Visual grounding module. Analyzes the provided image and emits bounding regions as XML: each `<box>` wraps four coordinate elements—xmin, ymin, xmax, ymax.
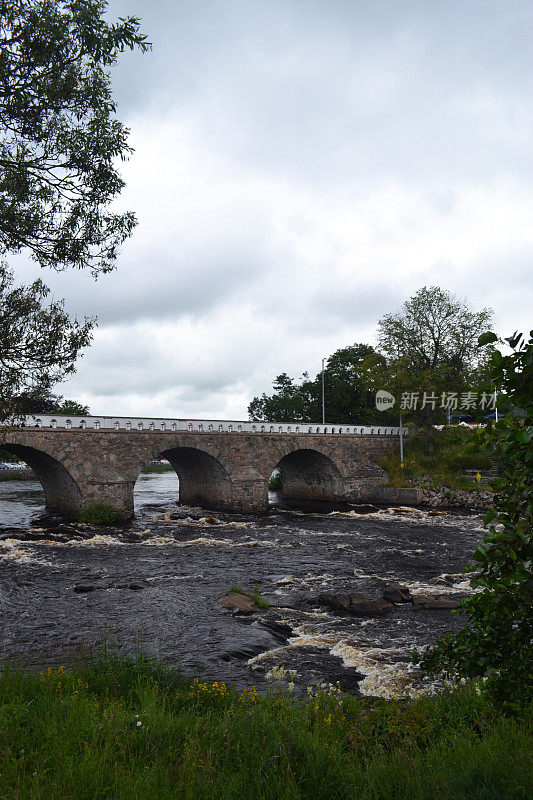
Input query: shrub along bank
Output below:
<box><xmin>0</xmin><ymin>654</ymin><xmax>530</xmax><ymax>800</ymax></box>
<box><xmin>379</xmin><ymin>426</ymin><xmax>496</xmax><ymax>498</ymax></box>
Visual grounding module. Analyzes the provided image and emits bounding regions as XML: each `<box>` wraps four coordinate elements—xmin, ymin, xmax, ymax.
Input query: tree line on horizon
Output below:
<box><xmin>249</xmin><ymin>285</ymin><xmax>498</xmax><ymax>446</ymax></box>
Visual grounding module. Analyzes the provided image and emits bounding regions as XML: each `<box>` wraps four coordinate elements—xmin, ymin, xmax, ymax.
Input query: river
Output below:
<box><xmin>0</xmin><ymin>473</ymin><xmax>485</xmax><ymax>698</ymax></box>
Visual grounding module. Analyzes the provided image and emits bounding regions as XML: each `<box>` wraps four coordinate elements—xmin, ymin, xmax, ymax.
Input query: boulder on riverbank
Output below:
<box><xmin>413</xmin><ymin>479</ymin><xmax>494</xmax><ymax>510</ymax></box>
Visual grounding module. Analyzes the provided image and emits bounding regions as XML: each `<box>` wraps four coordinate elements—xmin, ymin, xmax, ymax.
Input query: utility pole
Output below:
<box><xmin>321</xmin><ymin>358</ymin><xmax>325</xmax><ymax>424</ymax></box>
<box><xmin>399</xmin><ymin>413</ymin><xmax>404</xmax><ymax>468</ymax></box>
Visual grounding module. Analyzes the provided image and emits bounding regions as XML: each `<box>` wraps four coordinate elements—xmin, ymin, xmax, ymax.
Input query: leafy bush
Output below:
<box><xmin>432</xmin><ymin>426</ymin><xmax>473</xmax><ymax>448</ymax></box>
<box><xmin>447</xmin><ymin>453</ymin><xmax>492</xmax><ymax>471</ymax></box>
<box><xmin>268</xmin><ymin>469</ymin><xmax>282</xmax><ymax>490</ymax></box>
<box><xmin>415</xmin><ymin>331</ymin><xmax>533</xmax><ymax>706</ymax></box>
<box><xmin>77</xmin><ymin>502</ymin><xmax>122</xmax><ymax>525</ymax></box>
<box><xmin>379</xmin><ymin>425</ymin><xmax>494</xmax><ymax>490</ymax></box>
<box><xmin>0</xmin><ymin>449</ymin><xmax>19</xmax><ymax>463</ymax></box>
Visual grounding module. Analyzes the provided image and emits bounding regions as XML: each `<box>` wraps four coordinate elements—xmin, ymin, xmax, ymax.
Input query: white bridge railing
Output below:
<box><xmin>20</xmin><ymin>415</ymin><xmax>406</xmax><ymax>436</ymax></box>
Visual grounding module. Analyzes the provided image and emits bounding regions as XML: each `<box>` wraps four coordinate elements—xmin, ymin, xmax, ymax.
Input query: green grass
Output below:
<box><xmin>76</xmin><ymin>502</ymin><xmax>122</xmax><ymax>525</ymax></box>
<box><xmin>229</xmin><ymin>583</ymin><xmax>270</xmax><ymax>608</ymax></box>
<box><xmin>0</xmin><ymin>655</ymin><xmax>530</xmax><ymax>800</ymax></box>
<box><xmin>380</xmin><ymin>427</ymin><xmax>496</xmax><ymax>491</ymax></box>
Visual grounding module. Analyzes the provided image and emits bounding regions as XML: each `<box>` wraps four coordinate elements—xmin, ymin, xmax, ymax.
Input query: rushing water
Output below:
<box><xmin>0</xmin><ymin>474</ymin><xmax>485</xmax><ymax>698</ymax></box>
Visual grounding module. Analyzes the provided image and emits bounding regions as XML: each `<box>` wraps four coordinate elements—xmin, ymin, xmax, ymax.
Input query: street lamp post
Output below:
<box><xmin>321</xmin><ymin>358</ymin><xmax>326</xmax><ymax>424</ymax></box>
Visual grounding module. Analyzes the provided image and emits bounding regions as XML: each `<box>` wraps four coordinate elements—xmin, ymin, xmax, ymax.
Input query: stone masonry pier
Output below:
<box><xmin>2</xmin><ymin>416</ymin><xmax>407</xmax><ymax>519</ymax></box>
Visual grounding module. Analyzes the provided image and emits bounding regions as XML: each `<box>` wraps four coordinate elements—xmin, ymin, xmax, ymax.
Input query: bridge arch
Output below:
<box><xmin>158</xmin><ymin>446</ymin><xmax>233</xmax><ymax>510</ymax></box>
<box><xmin>274</xmin><ymin>447</ymin><xmax>345</xmax><ymax>504</ymax></box>
<box><xmin>1</xmin><ymin>443</ymin><xmax>83</xmax><ymax>516</ymax></box>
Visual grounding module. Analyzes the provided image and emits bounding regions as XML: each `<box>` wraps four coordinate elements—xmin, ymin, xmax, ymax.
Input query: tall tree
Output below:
<box><xmin>248</xmin><ymin>373</ymin><xmax>308</xmax><ymax>423</ymax></box>
<box><xmin>248</xmin><ymin>345</ymin><xmax>382</xmax><ymax>424</ymax></box>
<box><xmin>322</xmin><ymin>344</ymin><xmax>384</xmax><ymax>424</ymax></box>
<box><xmin>54</xmin><ymin>398</ymin><xmax>90</xmax><ymax>416</ymax></box>
<box><xmin>377</xmin><ymin>286</ymin><xmax>493</xmax><ymax>449</ymax></box>
<box><xmin>0</xmin><ymin>1</ymin><xmax>149</xmax><ymax>421</ymax></box>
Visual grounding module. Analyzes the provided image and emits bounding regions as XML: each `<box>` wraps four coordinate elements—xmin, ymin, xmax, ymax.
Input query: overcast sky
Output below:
<box><xmin>16</xmin><ymin>0</ymin><xmax>533</xmax><ymax>419</ymax></box>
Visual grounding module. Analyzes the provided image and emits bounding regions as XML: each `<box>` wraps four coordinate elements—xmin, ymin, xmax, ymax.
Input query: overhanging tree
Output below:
<box><xmin>0</xmin><ymin>1</ymin><xmax>149</xmax><ymax>421</ymax></box>
<box><xmin>0</xmin><ymin>0</ymin><xmax>150</xmax><ymax>275</ymax></box>
<box><xmin>0</xmin><ymin>265</ymin><xmax>92</xmax><ymax>421</ymax></box>
<box><xmin>5</xmin><ymin>387</ymin><xmax>90</xmax><ymax>416</ymax></box>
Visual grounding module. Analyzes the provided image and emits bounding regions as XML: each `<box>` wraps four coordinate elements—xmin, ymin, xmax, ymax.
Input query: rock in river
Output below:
<box><xmin>413</xmin><ymin>594</ymin><xmax>460</xmax><ymax>610</ymax></box>
<box><xmin>318</xmin><ymin>592</ymin><xmax>393</xmax><ymax>616</ymax></box>
<box><xmin>217</xmin><ymin>592</ymin><xmax>257</xmax><ymax>613</ymax></box>
<box><xmin>382</xmin><ymin>581</ymin><xmax>412</xmax><ymax>604</ymax></box>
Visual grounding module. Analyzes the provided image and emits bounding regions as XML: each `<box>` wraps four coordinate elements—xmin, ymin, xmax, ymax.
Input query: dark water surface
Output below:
<box><xmin>0</xmin><ymin>474</ymin><xmax>485</xmax><ymax>698</ymax></box>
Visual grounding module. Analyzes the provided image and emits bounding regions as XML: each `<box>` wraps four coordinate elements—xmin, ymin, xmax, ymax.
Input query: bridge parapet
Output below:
<box><xmin>21</xmin><ymin>415</ymin><xmax>407</xmax><ymax>437</ymax></box>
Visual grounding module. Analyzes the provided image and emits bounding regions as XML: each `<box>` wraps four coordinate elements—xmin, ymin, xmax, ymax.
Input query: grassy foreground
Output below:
<box><xmin>0</xmin><ymin>656</ymin><xmax>531</xmax><ymax>800</ymax></box>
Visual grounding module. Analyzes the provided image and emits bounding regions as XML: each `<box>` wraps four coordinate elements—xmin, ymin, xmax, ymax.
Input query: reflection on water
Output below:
<box><xmin>0</xmin><ymin>474</ymin><xmax>484</xmax><ymax>698</ymax></box>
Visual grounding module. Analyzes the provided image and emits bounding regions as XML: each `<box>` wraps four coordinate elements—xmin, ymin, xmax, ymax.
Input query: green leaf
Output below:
<box><xmin>478</xmin><ymin>331</ymin><xmax>498</xmax><ymax>346</ymax></box>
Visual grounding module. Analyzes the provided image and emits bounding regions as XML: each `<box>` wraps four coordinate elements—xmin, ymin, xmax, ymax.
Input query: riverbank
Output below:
<box><xmin>141</xmin><ymin>463</ymin><xmax>174</xmax><ymax>474</ymax></box>
<box><xmin>0</xmin><ymin>468</ymin><xmax>34</xmax><ymax>482</ymax></box>
<box><xmin>415</xmin><ymin>479</ymin><xmax>494</xmax><ymax>510</ymax></box>
<box><xmin>378</xmin><ymin>426</ymin><xmax>497</xmax><ymax>510</ymax></box>
<box><xmin>0</xmin><ymin>654</ymin><xmax>530</xmax><ymax>800</ymax></box>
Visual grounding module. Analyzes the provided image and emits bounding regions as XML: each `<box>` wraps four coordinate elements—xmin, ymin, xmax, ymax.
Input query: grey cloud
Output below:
<box><xmin>15</xmin><ymin>232</ymin><xmax>276</xmax><ymax>326</ymax></box>
<box><xmin>110</xmin><ymin>0</ymin><xmax>533</xmax><ymax>188</ymax></box>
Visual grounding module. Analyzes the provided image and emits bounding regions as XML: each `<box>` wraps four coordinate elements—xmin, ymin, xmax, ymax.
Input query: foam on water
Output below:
<box><xmin>331</xmin><ymin>641</ymin><xmax>431</xmax><ymax>698</ymax></box>
<box><xmin>284</xmin><ymin>624</ymin><xmax>436</xmax><ymax>699</ymax></box>
<box><xmin>66</xmin><ymin>534</ymin><xmax>124</xmax><ymax>546</ymax></box>
<box><xmin>0</xmin><ymin>538</ymin><xmax>53</xmax><ymax>567</ymax></box>
<box><xmin>154</xmin><ymin>513</ymin><xmax>252</xmax><ymax>529</ymax></box>
<box><xmin>145</xmin><ymin>573</ymin><xmax>204</xmax><ymax>582</ymax></box>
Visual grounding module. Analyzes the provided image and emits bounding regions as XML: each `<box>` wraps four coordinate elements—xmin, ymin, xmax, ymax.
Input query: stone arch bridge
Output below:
<box><xmin>2</xmin><ymin>416</ymin><xmax>407</xmax><ymax>519</ymax></box>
